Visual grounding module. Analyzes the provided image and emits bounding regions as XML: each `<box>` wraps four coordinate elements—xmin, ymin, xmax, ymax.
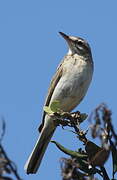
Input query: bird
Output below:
<box><xmin>24</xmin><ymin>32</ymin><xmax>94</xmax><ymax>174</ymax></box>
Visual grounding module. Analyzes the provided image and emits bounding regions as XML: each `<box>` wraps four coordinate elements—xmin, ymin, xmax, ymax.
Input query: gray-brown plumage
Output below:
<box><xmin>24</xmin><ymin>32</ymin><xmax>94</xmax><ymax>174</ymax></box>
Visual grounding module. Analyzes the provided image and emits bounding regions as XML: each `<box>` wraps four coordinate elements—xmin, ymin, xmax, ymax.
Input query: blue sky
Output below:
<box><xmin>0</xmin><ymin>1</ymin><xmax>117</xmax><ymax>179</ymax></box>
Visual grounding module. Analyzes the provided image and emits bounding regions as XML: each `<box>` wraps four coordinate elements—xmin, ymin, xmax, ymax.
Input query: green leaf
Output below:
<box><xmin>51</xmin><ymin>140</ymin><xmax>87</xmax><ymax>159</ymax></box>
<box><xmin>51</xmin><ymin>141</ymin><xmax>98</xmax><ymax>174</ymax></box>
<box><xmin>80</xmin><ymin>113</ymin><xmax>88</xmax><ymax>121</ymax></box>
<box><xmin>50</xmin><ymin>100</ymin><xmax>60</xmax><ymax>113</ymax></box>
<box><xmin>43</xmin><ymin>106</ymin><xmax>54</xmax><ymax>115</ymax></box>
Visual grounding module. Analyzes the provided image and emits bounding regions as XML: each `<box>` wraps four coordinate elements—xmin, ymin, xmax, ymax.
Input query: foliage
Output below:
<box><xmin>44</xmin><ymin>102</ymin><xmax>117</xmax><ymax>180</ymax></box>
<box><xmin>0</xmin><ymin>118</ymin><xmax>22</xmax><ymax>180</ymax></box>
<box><xmin>0</xmin><ymin>101</ymin><xmax>117</xmax><ymax>180</ymax></box>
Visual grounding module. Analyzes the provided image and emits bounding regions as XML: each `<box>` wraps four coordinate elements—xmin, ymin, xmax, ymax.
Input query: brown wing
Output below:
<box><xmin>39</xmin><ymin>63</ymin><xmax>63</xmax><ymax>132</ymax></box>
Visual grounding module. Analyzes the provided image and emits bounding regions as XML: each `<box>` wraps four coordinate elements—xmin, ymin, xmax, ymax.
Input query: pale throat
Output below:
<box><xmin>67</xmin><ymin>48</ymin><xmax>91</xmax><ymax>62</ymax></box>
<box><xmin>67</xmin><ymin>47</ymin><xmax>80</xmax><ymax>56</ymax></box>
<box><xmin>67</xmin><ymin>48</ymin><xmax>73</xmax><ymax>55</ymax></box>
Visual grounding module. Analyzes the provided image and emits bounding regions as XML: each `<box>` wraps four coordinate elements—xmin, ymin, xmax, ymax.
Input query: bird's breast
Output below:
<box><xmin>50</xmin><ymin>56</ymin><xmax>93</xmax><ymax>112</ymax></box>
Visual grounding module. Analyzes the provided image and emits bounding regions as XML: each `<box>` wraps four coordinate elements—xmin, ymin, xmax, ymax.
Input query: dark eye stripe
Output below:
<box><xmin>75</xmin><ymin>40</ymin><xmax>85</xmax><ymax>48</ymax></box>
<box><xmin>72</xmin><ymin>37</ymin><xmax>91</xmax><ymax>55</ymax></box>
<box><xmin>77</xmin><ymin>41</ymin><xmax>84</xmax><ymax>46</ymax></box>
<box><xmin>75</xmin><ymin>40</ymin><xmax>90</xmax><ymax>52</ymax></box>
<box><xmin>75</xmin><ymin>40</ymin><xmax>84</xmax><ymax>46</ymax></box>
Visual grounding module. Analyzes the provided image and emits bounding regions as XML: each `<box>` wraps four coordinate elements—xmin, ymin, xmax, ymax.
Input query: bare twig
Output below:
<box><xmin>0</xmin><ymin>119</ymin><xmax>22</xmax><ymax>180</ymax></box>
<box><xmin>100</xmin><ymin>166</ymin><xmax>110</xmax><ymax>180</ymax></box>
<box><xmin>0</xmin><ymin>144</ymin><xmax>22</xmax><ymax>180</ymax></box>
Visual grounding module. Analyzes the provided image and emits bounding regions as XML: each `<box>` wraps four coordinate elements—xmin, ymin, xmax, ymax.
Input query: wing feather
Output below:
<box><xmin>39</xmin><ymin>63</ymin><xmax>63</xmax><ymax>132</ymax></box>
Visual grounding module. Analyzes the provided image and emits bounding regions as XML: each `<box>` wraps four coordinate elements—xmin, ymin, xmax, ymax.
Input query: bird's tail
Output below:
<box><xmin>24</xmin><ymin>125</ymin><xmax>56</xmax><ymax>174</ymax></box>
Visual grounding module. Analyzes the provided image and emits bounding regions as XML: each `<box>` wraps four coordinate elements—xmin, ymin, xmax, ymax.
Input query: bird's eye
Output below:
<box><xmin>74</xmin><ymin>39</ymin><xmax>90</xmax><ymax>54</ymax></box>
<box><xmin>77</xmin><ymin>41</ymin><xmax>83</xmax><ymax>46</ymax></box>
<box><xmin>75</xmin><ymin>40</ymin><xmax>84</xmax><ymax>50</ymax></box>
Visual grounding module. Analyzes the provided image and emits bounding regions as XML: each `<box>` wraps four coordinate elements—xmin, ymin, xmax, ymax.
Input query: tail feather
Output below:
<box><xmin>24</xmin><ymin>127</ymin><xmax>55</xmax><ymax>174</ymax></box>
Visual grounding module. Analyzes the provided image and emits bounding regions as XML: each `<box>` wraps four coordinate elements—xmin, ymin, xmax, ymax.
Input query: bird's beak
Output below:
<box><xmin>59</xmin><ymin>32</ymin><xmax>75</xmax><ymax>54</ymax></box>
<box><xmin>59</xmin><ymin>32</ymin><xmax>73</xmax><ymax>46</ymax></box>
<box><xmin>59</xmin><ymin>32</ymin><xmax>69</xmax><ymax>40</ymax></box>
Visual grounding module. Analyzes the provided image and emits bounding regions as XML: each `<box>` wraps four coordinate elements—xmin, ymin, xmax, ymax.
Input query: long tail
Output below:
<box><xmin>24</xmin><ymin>126</ymin><xmax>55</xmax><ymax>174</ymax></box>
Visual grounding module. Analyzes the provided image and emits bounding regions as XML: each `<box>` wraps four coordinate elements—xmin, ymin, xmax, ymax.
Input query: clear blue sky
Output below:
<box><xmin>0</xmin><ymin>1</ymin><xmax>117</xmax><ymax>179</ymax></box>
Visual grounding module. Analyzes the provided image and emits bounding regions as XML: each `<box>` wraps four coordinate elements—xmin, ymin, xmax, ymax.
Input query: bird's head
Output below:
<box><xmin>59</xmin><ymin>32</ymin><xmax>91</xmax><ymax>57</ymax></box>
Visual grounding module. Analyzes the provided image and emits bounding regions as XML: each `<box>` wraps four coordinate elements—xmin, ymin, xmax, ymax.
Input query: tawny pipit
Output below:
<box><xmin>24</xmin><ymin>32</ymin><xmax>94</xmax><ymax>174</ymax></box>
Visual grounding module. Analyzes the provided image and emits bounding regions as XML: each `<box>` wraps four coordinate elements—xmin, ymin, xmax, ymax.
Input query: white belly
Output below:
<box><xmin>49</xmin><ymin>57</ymin><xmax>93</xmax><ymax>112</ymax></box>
